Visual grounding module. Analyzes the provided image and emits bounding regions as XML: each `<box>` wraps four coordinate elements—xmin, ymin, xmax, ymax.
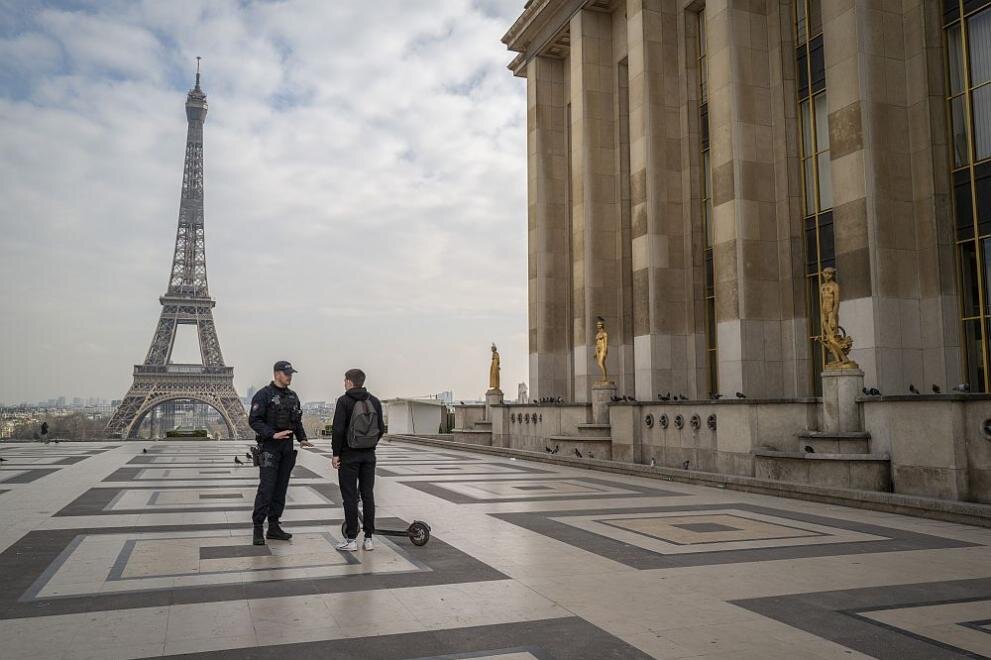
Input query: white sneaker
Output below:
<box><xmin>363</xmin><ymin>537</ymin><xmax>374</xmax><ymax>551</ymax></box>
<box><xmin>336</xmin><ymin>538</ymin><xmax>358</xmax><ymax>552</ymax></box>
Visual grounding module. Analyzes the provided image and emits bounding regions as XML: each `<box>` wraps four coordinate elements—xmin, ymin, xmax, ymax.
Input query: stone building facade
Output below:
<box><xmin>505</xmin><ymin>0</ymin><xmax>991</xmax><ymax>402</ymax></box>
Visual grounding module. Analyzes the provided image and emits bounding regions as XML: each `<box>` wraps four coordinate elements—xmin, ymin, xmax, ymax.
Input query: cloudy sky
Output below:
<box><xmin>0</xmin><ymin>0</ymin><xmax>529</xmax><ymax>405</ymax></box>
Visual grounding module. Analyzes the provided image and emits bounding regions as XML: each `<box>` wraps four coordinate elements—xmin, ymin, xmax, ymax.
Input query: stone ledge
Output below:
<box><xmin>386</xmin><ymin>434</ymin><xmax>991</xmax><ymax>529</ymax></box>
<box><xmin>546</xmin><ymin>435</ymin><xmax>612</xmax><ymax>443</ymax></box>
<box><xmin>797</xmin><ymin>431</ymin><xmax>872</xmax><ymax>439</ymax></box>
<box><xmin>753</xmin><ymin>450</ymin><xmax>889</xmax><ymax>462</ymax></box>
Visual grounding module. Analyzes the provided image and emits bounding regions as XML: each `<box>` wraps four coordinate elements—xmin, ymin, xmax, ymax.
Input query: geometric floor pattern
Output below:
<box><xmin>0</xmin><ymin>438</ymin><xmax>988</xmax><ymax>659</ymax></box>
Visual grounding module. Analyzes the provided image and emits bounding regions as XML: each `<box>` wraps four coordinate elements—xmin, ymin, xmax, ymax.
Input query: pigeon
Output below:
<box><xmin>953</xmin><ymin>383</ymin><xmax>970</xmax><ymax>393</ymax></box>
<box><xmin>650</xmin><ymin>457</ymin><xmax>656</xmax><ymax>467</ymax></box>
<box><xmin>611</xmin><ymin>395</ymin><xmax>621</xmax><ymax>402</ymax></box>
<box><xmin>862</xmin><ymin>387</ymin><xmax>869</xmax><ymax>395</ymax></box>
<box><xmin>245</xmin><ymin>451</ymin><xmax>252</xmax><ymax>460</ymax></box>
<box><xmin>0</xmin><ymin>457</ymin><xmax>6</xmax><ymax>463</ymax></box>
<box><xmin>710</xmin><ymin>392</ymin><xmax>723</xmax><ymax>400</ymax></box>
<box><xmin>681</xmin><ymin>460</ymin><xmax>690</xmax><ymax>470</ymax></box>
<box><xmin>659</xmin><ymin>392</ymin><xmax>671</xmax><ymax>401</ymax></box>
<box><xmin>557</xmin><ymin>397</ymin><xmax>564</xmax><ymax>403</ymax></box>
<box><xmin>909</xmin><ymin>384</ymin><xmax>920</xmax><ymax>394</ymax></box>
<box><xmin>142</xmin><ymin>448</ymin><xmax>147</xmax><ymax>454</ymax></box>
<box><xmin>459</xmin><ymin>401</ymin><xmax>464</xmax><ymax>405</ymax></box>
<box><xmin>588</xmin><ymin>453</ymin><xmax>594</xmax><ymax>459</ymax></box>
<box><xmin>804</xmin><ymin>445</ymin><xmax>815</xmax><ymax>453</ymax></box>
<box><xmin>574</xmin><ymin>448</ymin><xmax>583</xmax><ymax>458</ymax></box>
<box><xmin>735</xmin><ymin>392</ymin><xmax>746</xmax><ymax>399</ymax></box>
<box><xmin>932</xmin><ymin>384</ymin><xmax>941</xmax><ymax>394</ymax></box>
<box><xmin>545</xmin><ymin>446</ymin><xmax>553</xmax><ymax>453</ymax></box>
<box><xmin>869</xmin><ymin>387</ymin><xmax>881</xmax><ymax>396</ymax></box>
<box><xmin>552</xmin><ymin>445</ymin><xmax>560</xmax><ymax>454</ymax></box>
<box><xmin>234</xmin><ymin>456</ymin><xmax>243</xmax><ymax>465</ymax></box>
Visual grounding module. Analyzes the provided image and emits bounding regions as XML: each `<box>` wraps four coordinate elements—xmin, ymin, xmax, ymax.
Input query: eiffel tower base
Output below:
<box><xmin>106</xmin><ymin>365</ymin><xmax>251</xmax><ymax>439</ymax></box>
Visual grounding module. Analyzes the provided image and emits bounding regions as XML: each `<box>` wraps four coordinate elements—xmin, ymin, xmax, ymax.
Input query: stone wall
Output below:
<box><xmin>863</xmin><ymin>396</ymin><xmax>991</xmax><ymax>504</ymax></box>
<box><xmin>496</xmin><ymin>403</ymin><xmax>592</xmax><ymax>451</ymax></box>
<box><xmin>453</xmin><ymin>404</ymin><xmax>485</xmax><ymax>430</ymax></box>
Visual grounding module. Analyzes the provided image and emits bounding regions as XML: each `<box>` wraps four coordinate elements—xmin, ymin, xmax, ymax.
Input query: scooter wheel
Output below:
<box><xmin>408</xmin><ymin>521</ymin><xmax>430</xmax><ymax>546</ymax></box>
<box><xmin>341</xmin><ymin>521</ymin><xmax>361</xmax><ymax>538</ymax></box>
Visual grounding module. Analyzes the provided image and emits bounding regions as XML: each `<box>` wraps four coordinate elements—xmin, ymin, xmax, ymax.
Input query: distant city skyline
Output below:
<box><xmin>0</xmin><ymin>2</ymin><xmax>528</xmax><ymax>407</ymax></box>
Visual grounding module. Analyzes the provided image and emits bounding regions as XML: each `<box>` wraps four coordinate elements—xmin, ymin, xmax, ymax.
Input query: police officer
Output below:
<box><xmin>249</xmin><ymin>360</ymin><xmax>312</xmax><ymax>546</ymax></box>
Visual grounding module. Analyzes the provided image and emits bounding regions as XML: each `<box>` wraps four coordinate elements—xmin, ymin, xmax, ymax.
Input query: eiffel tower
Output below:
<box><xmin>107</xmin><ymin>61</ymin><xmax>250</xmax><ymax>439</ymax></box>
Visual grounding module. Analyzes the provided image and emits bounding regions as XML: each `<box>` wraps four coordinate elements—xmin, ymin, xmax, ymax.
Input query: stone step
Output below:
<box><xmin>753</xmin><ymin>450</ymin><xmax>891</xmax><ymax>491</ymax></box>
<box><xmin>576</xmin><ymin>423</ymin><xmax>611</xmax><ymax>438</ymax></box>
<box><xmin>450</xmin><ymin>428</ymin><xmax>492</xmax><ymax>447</ymax></box>
<box><xmin>547</xmin><ymin>435</ymin><xmax>612</xmax><ymax>444</ymax></box>
<box><xmin>797</xmin><ymin>431</ymin><xmax>871</xmax><ymax>454</ymax></box>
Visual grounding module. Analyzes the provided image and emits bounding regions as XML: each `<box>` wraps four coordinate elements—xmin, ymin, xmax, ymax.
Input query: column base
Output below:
<box><xmin>591</xmin><ymin>382</ymin><xmax>617</xmax><ymax>425</ymax></box>
<box><xmin>822</xmin><ymin>369</ymin><xmax>864</xmax><ymax>433</ymax></box>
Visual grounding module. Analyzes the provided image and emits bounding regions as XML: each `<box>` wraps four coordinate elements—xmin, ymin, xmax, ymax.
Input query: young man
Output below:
<box><xmin>249</xmin><ymin>360</ymin><xmax>312</xmax><ymax>546</ymax></box>
<box><xmin>332</xmin><ymin>368</ymin><xmax>384</xmax><ymax>551</ymax></box>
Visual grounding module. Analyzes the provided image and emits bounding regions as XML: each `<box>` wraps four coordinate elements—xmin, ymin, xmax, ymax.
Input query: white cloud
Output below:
<box><xmin>0</xmin><ymin>0</ymin><xmax>528</xmax><ymax>405</ymax></box>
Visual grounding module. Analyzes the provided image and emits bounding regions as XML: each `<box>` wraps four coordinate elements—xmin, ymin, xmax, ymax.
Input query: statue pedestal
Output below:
<box><xmin>485</xmin><ymin>389</ymin><xmax>504</xmax><ymax>420</ymax></box>
<box><xmin>591</xmin><ymin>382</ymin><xmax>616</xmax><ymax>425</ymax></box>
<box><xmin>821</xmin><ymin>368</ymin><xmax>864</xmax><ymax>433</ymax></box>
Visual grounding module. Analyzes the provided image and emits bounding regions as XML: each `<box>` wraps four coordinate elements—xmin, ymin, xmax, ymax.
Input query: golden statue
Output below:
<box><xmin>819</xmin><ymin>267</ymin><xmax>858</xmax><ymax>369</ymax></box>
<box><xmin>594</xmin><ymin>317</ymin><xmax>611</xmax><ymax>383</ymax></box>
<box><xmin>489</xmin><ymin>343</ymin><xmax>501</xmax><ymax>391</ymax></box>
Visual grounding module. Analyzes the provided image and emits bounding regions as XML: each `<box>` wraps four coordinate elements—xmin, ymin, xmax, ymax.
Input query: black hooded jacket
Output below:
<box><xmin>331</xmin><ymin>387</ymin><xmax>384</xmax><ymax>456</ymax></box>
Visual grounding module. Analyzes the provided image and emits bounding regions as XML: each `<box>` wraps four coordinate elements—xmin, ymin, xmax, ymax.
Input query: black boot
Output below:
<box><xmin>253</xmin><ymin>525</ymin><xmax>265</xmax><ymax>546</ymax></box>
<box><xmin>267</xmin><ymin>521</ymin><xmax>292</xmax><ymax>540</ymax></box>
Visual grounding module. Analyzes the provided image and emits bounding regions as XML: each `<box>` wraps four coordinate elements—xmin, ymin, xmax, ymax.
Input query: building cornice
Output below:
<box><xmin>502</xmin><ymin>0</ymin><xmax>614</xmax><ymax>77</ymax></box>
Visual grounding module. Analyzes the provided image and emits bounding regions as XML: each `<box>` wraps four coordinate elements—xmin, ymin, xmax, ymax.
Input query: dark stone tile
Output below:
<box><xmin>377</xmin><ymin>463</ymin><xmax>550</xmax><ymax>478</ymax></box>
<box><xmin>400</xmin><ymin>477</ymin><xmax>682</xmax><ymax>504</ymax></box>
<box><xmin>0</xmin><ymin>518</ymin><xmax>505</xmax><ymax>619</ymax></box>
<box><xmin>671</xmin><ymin>522</ymin><xmax>739</xmax><ymax>533</ymax></box>
<box><xmin>0</xmin><ymin>468</ymin><xmax>61</xmax><ymax>484</ymax></box>
<box><xmin>490</xmin><ymin>503</ymin><xmax>977</xmax><ymax>569</ymax></box>
<box><xmin>166</xmin><ymin>617</ymin><xmax>652</xmax><ymax>659</ymax></box>
<box><xmin>200</xmin><ymin>544</ymin><xmax>270</xmax><ymax>560</ymax></box>
<box><xmin>732</xmin><ymin>578</ymin><xmax>991</xmax><ymax>660</ymax></box>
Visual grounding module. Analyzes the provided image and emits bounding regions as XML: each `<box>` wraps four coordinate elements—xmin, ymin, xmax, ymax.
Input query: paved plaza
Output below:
<box><xmin>0</xmin><ymin>440</ymin><xmax>989</xmax><ymax>659</ymax></box>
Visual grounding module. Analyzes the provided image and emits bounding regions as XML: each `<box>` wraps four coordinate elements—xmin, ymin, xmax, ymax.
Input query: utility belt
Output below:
<box><xmin>249</xmin><ymin>432</ymin><xmax>294</xmax><ymax>466</ymax></box>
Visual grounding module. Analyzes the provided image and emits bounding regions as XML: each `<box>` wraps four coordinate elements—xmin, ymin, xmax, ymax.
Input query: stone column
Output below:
<box><xmin>570</xmin><ymin>8</ymin><xmax>620</xmax><ymax>403</ymax></box>
<box><xmin>821</xmin><ymin>1</ymin><xmax>959</xmax><ymax>393</ymax></box>
<box><xmin>706</xmin><ymin>1</ymin><xmax>785</xmax><ymax>398</ymax></box>
<box><xmin>526</xmin><ymin>56</ymin><xmax>571</xmax><ymax>401</ymax></box>
<box><xmin>626</xmin><ymin>0</ymin><xmax>692</xmax><ymax>400</ymax></box>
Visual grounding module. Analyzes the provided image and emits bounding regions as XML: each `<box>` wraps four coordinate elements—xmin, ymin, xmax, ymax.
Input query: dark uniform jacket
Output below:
<box><xmin>331</xmin><ymin>387</ymin><xmax>384</xmax><ymax>456</ymax></box>
<box><xmin>249</xmin><ymin>382</ymin><xmax>308</xmax><ymax>442</ymax></box>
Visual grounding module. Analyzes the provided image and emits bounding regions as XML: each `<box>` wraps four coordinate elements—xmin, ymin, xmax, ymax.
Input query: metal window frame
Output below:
<box><xmin>794</xmin><ymin>0</ymin><xmax>832</xmax><ymax>395</ymax></box>
<box><xmin>946</xmin><ymin>0</ymin><xmax>991</xmax><ymax>392</ymax></box>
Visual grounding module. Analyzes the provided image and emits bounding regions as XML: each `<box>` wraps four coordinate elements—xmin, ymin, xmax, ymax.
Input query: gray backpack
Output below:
<box><xmin>346</xmin><ymin>399</ymin><xmax>380</xmax><ymax>449</ymax></box>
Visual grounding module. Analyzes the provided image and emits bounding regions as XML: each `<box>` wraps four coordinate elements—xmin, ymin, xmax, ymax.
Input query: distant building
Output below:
<box><xmin>432</xmin><ymin>391</ymin><xmax>454</xmax><ymax>405</ymax></box>
<box><xmin>382</xmin><ymin>398</ymin><xmax>449</xmax><ymax>435</ymax></box>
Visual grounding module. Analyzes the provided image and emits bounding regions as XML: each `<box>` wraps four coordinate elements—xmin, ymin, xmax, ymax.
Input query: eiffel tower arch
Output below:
<box><xmin>107</xmin><ymin>62</ymin><xmax>251</xmax><ymax>440</ymax></box>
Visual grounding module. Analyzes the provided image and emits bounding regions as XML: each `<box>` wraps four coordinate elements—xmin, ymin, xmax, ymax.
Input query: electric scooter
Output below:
<box><xmin>341</xmin><ymin>499</ymin><xmax>431</xmax><ymax>546</ymax></box>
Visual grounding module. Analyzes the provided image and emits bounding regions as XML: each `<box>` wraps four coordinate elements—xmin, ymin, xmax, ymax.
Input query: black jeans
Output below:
<box><xmin>252</xmin><ymin>439</ymin><xmax>297</xmax><ymax>526</ymax></box>
<box><xmin>339</xmin><ymin>450</ymin><xmax>376</xmax><ymax>539</ymax></box>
